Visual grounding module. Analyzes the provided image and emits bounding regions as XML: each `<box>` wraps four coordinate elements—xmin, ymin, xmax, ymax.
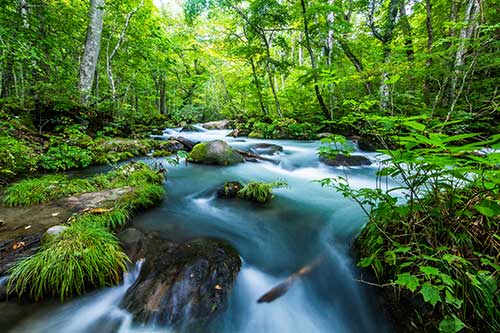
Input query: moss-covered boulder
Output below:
<box><xmin>180</xmin><ymin>124</ymin><xmax>204</xmax><ymax>132</ymax></box>
<box><xmin>248</xmin><ymin>130</ymin><xmax>264</xmax><ymax>138</ymax></box>
<box><xmin>188</xmin><ymin>140</ymin><xmax>244</xmax><ymax>166</ymax></box>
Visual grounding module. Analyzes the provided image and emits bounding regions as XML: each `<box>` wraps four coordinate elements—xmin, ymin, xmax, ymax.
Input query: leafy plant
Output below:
<box><xmin>237</xmin><ymin>180</ymin><xmax>288</xmax><ymax>203</ymax></box>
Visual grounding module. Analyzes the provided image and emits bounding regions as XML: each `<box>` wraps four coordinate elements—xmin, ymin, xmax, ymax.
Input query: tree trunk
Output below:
<box><xmin>250</xmin><ymin>57</ymin><xmax>267</xmax><ymax>115</ymax></box>
<box><xmin>399</xmin><ymin>0</ymin><xmax>414</xmax><ymax>62</ymax></box>
<box><xmin>424</xmin><ymin>0</ymin><xmax>433</xmax><ymax>105</ymax></box>
<box><xmin>79</xmin><ymin>0</ymin><xmax>105</xmax><ymax>105</ymax></box>
<box><xmin>339</xmin><ymin>40</ymin><xmax>372</xmax><ymax>94</ymax></box>
<box><xmin>300</xmin><ymin>0</ymin><xmax>330</xmax><ymax>120</ymax></box>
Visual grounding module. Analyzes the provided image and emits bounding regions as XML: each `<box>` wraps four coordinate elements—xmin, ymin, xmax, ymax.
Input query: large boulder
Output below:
<box><xmin>188</xmin><ymin>140</ymin><xmax>244</xmax><ymax>166</ymax></box>
<box><xmin>249</xmin><ymin>143</ymin><xmax>283</xmax><ymax>156</ymax></box>
<box><xmin>201</xmin><ymin>120</ymin><xmax>231</xmax><ymax>130</ymax></box>
<box><xmin>119</xmin><ymin>231</ymin><xmax>241</xmax><ymax>329</ymax></box>
<box><xmin>320</xmin><ymin>154</ymin><xmax>372</xmax><ymax>167</ymax></box>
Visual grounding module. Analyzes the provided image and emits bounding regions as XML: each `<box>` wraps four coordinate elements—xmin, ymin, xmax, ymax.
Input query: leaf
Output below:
<box><xmin>403</xmin><ymin>121</ymin><xmax>426</xmax><ymax>132</ymax></box>
<box><xmin>474</xmin><ymin>200</ymin><xmax>500</xmax><ymax>217</ymax></box>
<box><xmin>395</xmin><ymin>273</ymin><xmax>420</xmax><ymax>292</ymax></box>
<box><xmin>420</xmin><ymin>283</ymin><xmax>441</xmax><ymax>306</ymax></box>
<box><xmin>439</xmin><ymin>315</ymin><xmax>465</xmax><ymax>333</ymax></box>
<box><xmin>420</xmin><ymin>266</ymin><xmax>441</xmax><ymax>277</ymax></box>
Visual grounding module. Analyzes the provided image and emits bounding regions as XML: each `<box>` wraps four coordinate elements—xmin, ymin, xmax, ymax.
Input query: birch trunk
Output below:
<box><xmin>79</xmin><ymin>0</ymin><xmax>105</xmax><ymax>105</ymax></box>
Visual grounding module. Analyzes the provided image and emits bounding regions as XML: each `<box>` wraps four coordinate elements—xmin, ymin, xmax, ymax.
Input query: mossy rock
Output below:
<box><xmin>320</xmin><ymin>154</ymin><xmax>372</xmax><ymax>167</ymax></box>
<box><xmin>217</xmin><ymin>181</ymin><xmax>243</xmax><ymax>199</ymax></box>
<box><xmin>248</xmin><ymin>131</ymin><xmax>264</xmax><ymax>138</ymax></box>
<box><xmin>180</xmin><ymin>124</ymin><xmax>204</xmax><ymax>132</ymax></box>
<box><xmin>188</xmin><ymin>140</ymin><xmax>243</xmax><ymax>166</ymax></box>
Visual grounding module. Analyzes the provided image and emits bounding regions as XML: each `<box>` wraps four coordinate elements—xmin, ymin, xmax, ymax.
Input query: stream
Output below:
<box><xmin>7</xmin><ymin>127</ymin><xmax>392</xmax><ymax>333</ymax></box>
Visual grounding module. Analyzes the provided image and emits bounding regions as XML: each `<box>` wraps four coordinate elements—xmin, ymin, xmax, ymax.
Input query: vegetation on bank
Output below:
<box><xmin>5</xmin><ymin>162</ymin><xmax>165</xmax><ymax>300</ymax></box>
<box><xmin>320</xmin><ymin>120</ymin><xmax>500</xmax><ymax>332</ymax></box>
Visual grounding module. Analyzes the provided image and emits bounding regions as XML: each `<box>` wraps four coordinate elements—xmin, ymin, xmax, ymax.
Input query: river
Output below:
<box><xmin>7</xmin><ymin>127</ymin><xmax>391</xmax><ymax>333</ymax></box>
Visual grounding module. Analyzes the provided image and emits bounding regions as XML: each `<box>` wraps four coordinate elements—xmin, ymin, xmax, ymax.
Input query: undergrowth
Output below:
<box><xmin>320</xmin><ymin>120</ymin><xmax>500</xmax><ymax>332</ymax></box>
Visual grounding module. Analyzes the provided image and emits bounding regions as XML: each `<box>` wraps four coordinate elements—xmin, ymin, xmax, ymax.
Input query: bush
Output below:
<box><xmin>40</xmin><ymin>143</ymin><xmax>93</xmax><ymax>171</ymax></box>
<box><xmin>0</xmin><ymin>135</ymin><xmax>39</xmax><ymax>179</ymax></box>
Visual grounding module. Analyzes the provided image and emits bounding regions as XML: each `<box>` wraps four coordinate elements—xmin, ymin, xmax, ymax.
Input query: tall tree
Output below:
<box><xmin>79</xmin><ymin>0</ymin><xmax>105</xmax><ymax>104</ymax></box>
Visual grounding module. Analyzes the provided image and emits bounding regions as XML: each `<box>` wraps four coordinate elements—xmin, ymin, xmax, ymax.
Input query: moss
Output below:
<box><xmin>188</xmin><ymin>142</ymin><xmax>209</xmax><ymax>162</ymax></box>
<box><xmin>152</xmin><ymin>150</ymin><xmax>172</xmax><ymax>157</ymax></box>
<box><xmin>248</xmin><ymin>131</ymin><xmax>264</xmax><ymax>138</ymax></box>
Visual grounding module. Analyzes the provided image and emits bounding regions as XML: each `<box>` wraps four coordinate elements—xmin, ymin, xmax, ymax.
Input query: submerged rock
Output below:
<box><xmin>216</xmin><ymin>181</ymin><xmax>243</xmax><ymax>199</ymax></box>
<box><xmin>188</xmin><ymin>140</ymin><xmax>244</xmax><ymax>166</ymax></box>
<box><xmin>120</xmin><ymin>230</ymin><xmax>241</xmax><ymax>329</ymax></box>
<box><xmin>320</xmin><ymin>154</ymin><xmax>372</xmax><ymax>167</ymax></box>
<box><xmin>201</xmin><ymin>120</ymin><xmax>231</xmax><ymax>130</ymax></box>
<box><xmin>249</xmin><ymin>143</ymin><xmax>283</xmax><ymax>156</ymax></box>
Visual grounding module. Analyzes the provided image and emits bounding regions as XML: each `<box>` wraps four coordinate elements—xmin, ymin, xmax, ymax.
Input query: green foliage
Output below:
<box><xmin>320</xmin><ymin>120</ymin><xmax>500</xmax><ymax>331</ymax></box>
<box><xmin>0</xmin><ymin>135</ymin><xmax>39</xmax><ymax>180</ymax></box>
<box><xmin>7</xmin><ymin>220</ymin><xmax>129</xmax><ymax>300</ymax></box>
<box><xmin>244</xmin><ymin>118</ymin><xmax>320</xmax><ymax>139</ymax></box>
<box><xmin>3</xmin><ymin>175</ymin><xmax>96</xmax><ymax>207</ymax></box>
<box><xmin>317</xmin><ymin>135</ymin><xmax>354</xmax><ymax>159</ymax></box>
<box><xmin>3</xmin><ymin>162</ymin><xmax>164</xmax><ymax>207</ymax></box>
<box><xmin>237</xmin><ymin>180</ymin><xmax>288</xmax><ymax>203</ymax></box>
<box><xmin>40</xmin><ymin>143</ymin><xmax>93</xmax><ymax>171</ymax></box>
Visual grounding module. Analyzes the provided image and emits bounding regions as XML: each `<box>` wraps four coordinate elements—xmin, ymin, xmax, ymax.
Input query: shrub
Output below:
<box><xmin>0</xmin><ymin>135</ymin><xmax>39</xmax><ymax>179</ymax></box>
<box><xmin>40</xmin><ymin>143</ymin><xmax>93</xmax><ymax>171</ymax></box>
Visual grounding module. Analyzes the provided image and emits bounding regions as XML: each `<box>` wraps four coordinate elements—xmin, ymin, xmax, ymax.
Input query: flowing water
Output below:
<box><xmin>6</xmin><ymin>126</ymin><xmax>393</xmax><ymax>332</ymax></box>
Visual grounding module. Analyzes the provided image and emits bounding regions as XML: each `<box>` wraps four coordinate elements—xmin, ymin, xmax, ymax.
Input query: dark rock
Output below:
<box><xmin>120</xmin><ymin>232</ymin><xmax>241</xmax><ymax>329</ymax></box>
<box><xmin>216</xmin><ymin>182</ymin><xmax>243</xmax><ymax>199</ymax></box>
<box><xmin>180</xmin><ymin>124</ymin><xmax>204</xmax><ymax>132</ymax></box>
<box><xmin>201</xmin><ymin>120</ymin><xmax>231</xmax><ymax>130</ymax></box>
<box><xmin>227</xmin><ymin>128</ymin><xmax>250</xmax><ymax>137</ymax></box>
<box><xmin>320</xmin><ymin>154</ymin><xmax>372</xmax><ymax>167</ymax></box>
<box><xmin>357</xmin><ymin>136</ymin><xmax>383</xmax><ymax>152</ymax></box>
<box><xmin>249</xmin><ymin>143</ymin><xmax>283</xmax><ymax>156</ymax></box>
<box><xmin>171</xmin><ymin>136</ymin><xmax>198</xmax><ymax>152</ymax></box>
<box><xmin>189</xmin><ymin>140</ymin><xmax>244</xmax><ymax>166</ymax></box>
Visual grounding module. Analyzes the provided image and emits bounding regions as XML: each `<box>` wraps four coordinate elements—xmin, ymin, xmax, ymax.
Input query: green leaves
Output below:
<box><xmin>439</xmin><ymin>315</ymin><xmax>465</xmax><ymax>333</ymax></box>
<box><xmin>395</xmin><ymin>273</ymin><xmax>420</xmax><ymax>292</ymax></box>
<box><xmin>474</xmin><ymin>199</ymin><xmax>500</xmax><ymax>217</ymax></box>
<box><xmin>420</xmin><ymin>283</ymin><xmax>441</xmax><ymax>307</ymax></box>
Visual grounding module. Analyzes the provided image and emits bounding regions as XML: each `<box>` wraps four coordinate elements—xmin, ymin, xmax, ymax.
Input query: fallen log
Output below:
<box><xmin>257</xmin><ymin>255</ymin><xmax>324</xmax><ymax>303</ymax></box>
<box><xmin>235</xmin><ymin>149</ymin><xmax>279</xmax><ymax>164</ymax></box>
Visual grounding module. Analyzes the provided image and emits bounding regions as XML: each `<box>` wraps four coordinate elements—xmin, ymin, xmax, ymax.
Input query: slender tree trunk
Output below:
<box><xmin>79</xmin><ymin>0</ymin><xmax>105</xmax><ymax>105</ymax></box>
<box><xmin>339</xmin><ymin>40</ymin><xmax>372</xmax><ymax>94</ymax></box>
<box><xmin>300</xmin><ymin>0</ymin><xmax>330</xmax><ymax>119</ymax></box>
<box><xmin>160</xmin><ymin>74</ymin><xmax>166</xmax><ymax>114</ymax></box>
<box><xmin>250</xmin><ymin>57</ymin><xmax>267</xmax><ymax>115</ymax></box>
<box><xmin>106</xmin><ymin>0</ymin><xmax>143</xmax><ymax>101</ymax></box>
<box><xmin>399</xmin><ymin>0</ymin><xmax>414</xmax><ymax>62</ymax></box>
<box><xmin>424</xmin><ymin>0</ymin><xmax>433</xmax><ymax>105</ymax></box>
<box><xmin>447</xmin><ymin>0</ymin><xmax>480</xmax><ymax>119</ymax></box>
<box><xmin>380</xmin><ymin>47</ymin><xmax>391</xmax><ymax>111</ymax></box>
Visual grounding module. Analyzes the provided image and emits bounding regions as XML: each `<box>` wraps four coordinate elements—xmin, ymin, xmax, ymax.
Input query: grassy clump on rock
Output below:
<box><xmin>4</xmin><ymin>162</ymin><xmax>166</xmax><ymax>300</ymax></box>
<box><xmin>237</xmin><ymin>181</ymin><xmax>287</xmax><ymax>203</ymax></box>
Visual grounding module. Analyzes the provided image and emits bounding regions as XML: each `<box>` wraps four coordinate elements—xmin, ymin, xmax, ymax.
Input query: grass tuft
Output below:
<box><xmin>7</xmin><ymin>221</ymin><xmax>129</xmax><ymax>300</ymax></box>
<box><xmin>237</xmin><ymin>181</ymin><xmax>287</xmax><ymax>203</ymax></box>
